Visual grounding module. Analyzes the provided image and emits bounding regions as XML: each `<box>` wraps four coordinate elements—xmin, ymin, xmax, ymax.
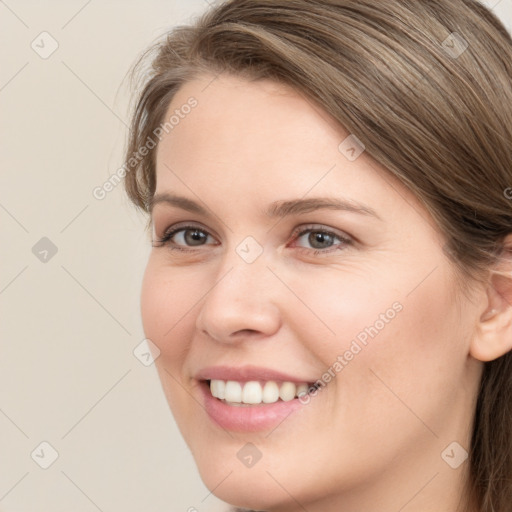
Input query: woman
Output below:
<box><xmin>123</xmin><ymin>1</ymin><xmax>512</xmax><ymax>510</ymax></box>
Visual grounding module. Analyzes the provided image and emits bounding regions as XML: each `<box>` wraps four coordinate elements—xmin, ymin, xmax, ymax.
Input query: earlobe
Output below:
<box><xmin>470</xmin><ymin>260</ymin><xmax>512</xmax><ymax>363</ymax></box>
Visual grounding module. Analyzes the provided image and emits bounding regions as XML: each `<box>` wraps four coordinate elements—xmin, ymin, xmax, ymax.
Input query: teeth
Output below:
<box><xmin>296</xmin><ymin>383</ymin><xmax>309</xmax><ymax>397</ymax></box>
<box><xmin>242</xmin><ymin>381</ymin><xmax>262</xmax><ymax>404</ymax></box>
<box><xmin>262</xmin><ymin>381</ymin><xmax>279</xmax><ymax>403</ymax></box>
<box><xmin>209</xmin><ymin>379</ymin><xmax>311</xmax><ymax>405</ymax></box>
<box><xmin>224</xmin><ymin>381</ymin><xmax>242</xmax><ymax>402</ymax></box>
<box><xmin>279</xmin><ymin>382</ymin><xmax>296</xmax><ymax>402</ymax></box>
<box><xmin>210</xmin><ymin>379</ymin><xmax>225</xmax><ymax>400</ymax></box>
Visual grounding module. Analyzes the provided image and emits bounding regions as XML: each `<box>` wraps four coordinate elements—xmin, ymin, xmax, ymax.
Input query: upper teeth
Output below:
<box><xmin>210</xmin><ymin>380</ymin><xmax>310</xmax><ymax>405</ymax></box>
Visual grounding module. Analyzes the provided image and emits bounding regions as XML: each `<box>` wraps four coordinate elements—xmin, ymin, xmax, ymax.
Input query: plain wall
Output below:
<box><xmin>1</xmin><ymin>1</ymin><xmax>510</xmax><ymax>511</ymax></box>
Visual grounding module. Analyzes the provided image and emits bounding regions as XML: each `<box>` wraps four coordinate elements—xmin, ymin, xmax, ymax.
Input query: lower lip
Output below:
<box><xmin>200</xmin><ymin>380</ymin><xmax>308</xmax><ymax>432</ymax></box>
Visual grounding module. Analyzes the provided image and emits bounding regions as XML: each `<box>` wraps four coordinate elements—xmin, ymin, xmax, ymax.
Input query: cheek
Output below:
<box><xmin>140</xmin><ymin>261</ymin><xmax>169</xmax><ymax>347</ymax></box>
<box><xmin>333</xmin><ymin>268</ymin><xmax>464</xmax><ymax>450</ymax></box>
<box><xmin>288</xmin><ymin>264</ymin><xmax>464</xmax><ymax>443</ymax></box>
<box><xmin>140</xmin><ymin>257</ymin><xmax>205</xmax><ymax>436</ymax></box>
<box><xmin>280</xmin><ymin>267</ymin><xmax>403</xmax><ymax>363</ymax></box>
<box><xmin>140</xmin><ymin>257</ymin><xmax>202</xmax><ymax>365</ymax></box>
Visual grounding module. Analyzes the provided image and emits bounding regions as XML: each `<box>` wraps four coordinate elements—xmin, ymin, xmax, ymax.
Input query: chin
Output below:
<box><xmin>198</xmin><ymin>468</ymin><xmax>285</xmax><ymax>511</ymax></box>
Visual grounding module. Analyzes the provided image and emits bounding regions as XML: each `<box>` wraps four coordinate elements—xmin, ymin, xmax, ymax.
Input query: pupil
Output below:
<box><xmin>185</xmin><ymin>229</ymin><xmax>206</xmax><ymax>245</ymax></box>
<box><xmin>309</xmin><ymin>232</ymin><xmax>332</xmax><ymax>249</ymax></box>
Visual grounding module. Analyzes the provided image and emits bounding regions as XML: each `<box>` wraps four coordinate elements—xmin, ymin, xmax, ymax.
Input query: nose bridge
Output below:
<box><xmin>195</xmin><ymin>240</ymin><xmax>281</xmax><ymax>342</ymax></box>
<box><xmin>212</xmin><ymin>234</ymin><xmax>274</xmax><ymax>298</ymax></box>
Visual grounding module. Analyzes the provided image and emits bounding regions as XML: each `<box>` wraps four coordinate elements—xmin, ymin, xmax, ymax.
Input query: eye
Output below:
<box><xmin>289</xmin><ymin>225</ymin><xmax>352</xmax><ymax>254</ymax></box>
<box><xmin>152</xmin><ymin>223</ymin><xmax>353</xmax><ymax>255</ymax></box>
<box><xmin>152</xmin><ymin>224</ymin><xmax>217</xmax><ymax>251</ymax></box>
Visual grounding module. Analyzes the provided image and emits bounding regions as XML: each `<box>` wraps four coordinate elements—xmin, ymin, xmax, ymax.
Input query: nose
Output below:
<box><xmin>195</xmin><ymin>250</ymin><xmax>282</xmax><ymax>344</ymax></box>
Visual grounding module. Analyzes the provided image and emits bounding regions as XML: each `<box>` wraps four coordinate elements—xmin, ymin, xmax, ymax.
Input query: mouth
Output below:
<box><xmin>205</xmin><ymin>379</ymin><xmax>318</xmax><ymax>406</ymax></box>
<box><xmin>198</xmin><ymin>378</ymin><xmax>320</xmax><ymax>432</ymax></box>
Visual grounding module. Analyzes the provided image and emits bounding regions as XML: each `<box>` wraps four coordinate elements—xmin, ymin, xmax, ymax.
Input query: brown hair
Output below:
<box><xmin>123</xmin><ymin>1</ymin><xmax>512</xmax><ymax>510</ymax></box>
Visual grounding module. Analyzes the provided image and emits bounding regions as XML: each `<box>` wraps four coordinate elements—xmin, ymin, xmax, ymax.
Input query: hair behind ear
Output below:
<box><xmin>469</xmin><ymin>351</ymin><xmax>512</xmax><ymax>510</ymax></box>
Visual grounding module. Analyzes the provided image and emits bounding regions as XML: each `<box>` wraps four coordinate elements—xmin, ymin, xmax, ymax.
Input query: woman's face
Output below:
<box><xmin>141</xmin><ymin>73</ymin><xmax>483</xmax><ymax>511</ymax></box>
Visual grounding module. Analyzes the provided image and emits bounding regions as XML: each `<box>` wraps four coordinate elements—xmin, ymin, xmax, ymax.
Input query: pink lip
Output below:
<box><xmin>199</xmin><ymin>380</ymin><xmax>307</xmax><ymax>432</ymax></box>
<box><xmin>195</xmin><ymin>365</ymin><xmax>319</xmax><ymax>432</ymax></box>
<box><xmin>195</xmin><ymin>365</ymin><xmax>315</xmax><ymax>384</ymax></box>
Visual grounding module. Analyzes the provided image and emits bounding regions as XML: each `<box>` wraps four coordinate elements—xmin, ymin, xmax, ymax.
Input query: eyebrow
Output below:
<box><xmin>149</xmin><ymin>193</ymin><xmax>381</xmax><ymax>220</ymax></box>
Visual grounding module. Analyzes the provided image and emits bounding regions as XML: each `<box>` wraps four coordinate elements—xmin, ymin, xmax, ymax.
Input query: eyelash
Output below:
<box><xmin>152</xmin><ymin>223</ymin><xmax>353</xmax><ymax>256</ymax></box>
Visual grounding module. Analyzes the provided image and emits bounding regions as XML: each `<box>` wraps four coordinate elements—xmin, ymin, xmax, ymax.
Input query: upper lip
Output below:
<box><xmin>195</xmin><ymin>365</ymin><xmax>316</xmax><ymax>384</ymax></box>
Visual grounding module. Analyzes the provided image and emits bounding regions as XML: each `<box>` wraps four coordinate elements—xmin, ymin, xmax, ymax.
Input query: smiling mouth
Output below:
<box><xmin>205</xmin><ymin>379</ymin><xmax>319</xmax><ymax>406</ymax></box>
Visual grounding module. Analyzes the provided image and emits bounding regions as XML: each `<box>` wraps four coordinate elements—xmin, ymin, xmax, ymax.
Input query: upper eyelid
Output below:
<box><xmin>159</xmin><ymin>221</ymin><xmax>217</xmax><ymax>238</ymax></box>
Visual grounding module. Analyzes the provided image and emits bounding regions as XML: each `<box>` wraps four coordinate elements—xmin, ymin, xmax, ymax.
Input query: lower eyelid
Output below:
<box><xmin>290</xmin><ymin>239</ymin><xmax>351</xmax><ymax>254</ymax></box>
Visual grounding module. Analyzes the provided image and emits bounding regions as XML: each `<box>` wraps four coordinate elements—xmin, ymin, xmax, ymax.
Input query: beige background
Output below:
<box><xmin>0</xmin><ymin>1</ymin><xmax>510</xmax><ymax>511</ymax></box>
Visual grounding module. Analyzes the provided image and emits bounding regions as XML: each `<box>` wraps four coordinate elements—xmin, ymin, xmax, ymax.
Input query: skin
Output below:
<box><xmin>140</xmin><ymin>73</ymin><xmax>512</xmax><ymax>512</ymax></box>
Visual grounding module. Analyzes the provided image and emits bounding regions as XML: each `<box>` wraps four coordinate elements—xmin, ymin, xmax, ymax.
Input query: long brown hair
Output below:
<box><xmin>123</xmin><ymin>1</ymin><xmax>512</xmax><ymax>510</ymax></box>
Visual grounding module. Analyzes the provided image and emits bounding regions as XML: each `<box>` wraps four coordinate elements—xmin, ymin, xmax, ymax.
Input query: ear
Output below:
<box><xmin>470</xmin><ymin>237</ymin><xmax>512</xmax><ymax>362</ymax></box>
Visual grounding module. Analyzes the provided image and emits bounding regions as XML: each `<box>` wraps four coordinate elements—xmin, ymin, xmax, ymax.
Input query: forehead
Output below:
<box><xmin>153</xmin><ymin>72</ymin><xmax>428</xmax><ymax>230</ymax></box>
<box><xmin>158</xmin><ymin>72</ymin><xmax>346</xmax><ymax>163</ymax></box>
<box><xmin>156</xmin><ymin>73</ymin><xmax>358</xmax><ymax>185</ymax></box>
